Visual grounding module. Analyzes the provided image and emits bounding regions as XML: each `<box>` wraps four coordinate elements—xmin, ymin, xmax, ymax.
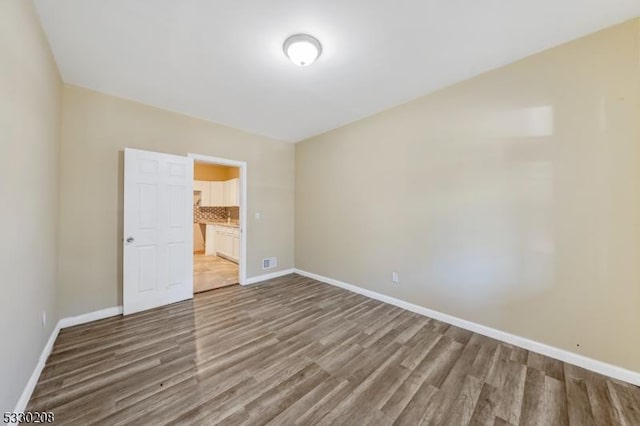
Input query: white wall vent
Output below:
<box><xmin>262</xmin><ymin>257</ymin><xmax>277</xmax><ymax>270</ymax></box>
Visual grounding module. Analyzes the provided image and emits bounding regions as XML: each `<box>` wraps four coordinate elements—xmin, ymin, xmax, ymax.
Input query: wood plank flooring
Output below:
<box><xmin>27</xmin><ymin>274</ymin><xmax>640</xmax><ymax>425</ymax></box>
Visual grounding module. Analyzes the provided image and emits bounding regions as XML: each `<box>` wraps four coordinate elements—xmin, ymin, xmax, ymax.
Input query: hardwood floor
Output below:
<box><xmin>27</xmin><ymin>274</ymin><xmax>640</xmax><ymax>425</ymax></box>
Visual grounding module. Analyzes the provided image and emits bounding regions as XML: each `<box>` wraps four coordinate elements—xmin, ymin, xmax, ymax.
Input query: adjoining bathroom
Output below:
<box><xmin>192</xmin><ymin>162</ymin><xmax>240</xmax><ymax>292</ymax></box>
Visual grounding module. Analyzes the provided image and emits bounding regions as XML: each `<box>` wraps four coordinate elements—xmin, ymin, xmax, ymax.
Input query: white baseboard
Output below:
<box><xmin>58</xmin><ymin>306</ymin><xmax>123</xmax><ymax>329</ymax></box>
<box><xmin>14</xmin><ymin>306</ymin><xmax>123</xmax><ymax>415</ymax></box>
<box><xmin>12</xmin><ymin>322</ymin><xmax>61</xmax><ymax>416</ymax></box>
<box><xmin>294</xmin><ymin>268</ymin><xmax>640</xmax><ymax>387</ymax></box>
<box><xmin>243</xmin><ymin>268</ymin><xmax>295</xmax><ymax>285</ymax></box>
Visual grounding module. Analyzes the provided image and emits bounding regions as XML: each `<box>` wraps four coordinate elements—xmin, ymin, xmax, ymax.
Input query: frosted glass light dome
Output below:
<box><xmin>283</xmin><ymin>34</ymin><xmax>322</xmax><ymax>67</ymax></box>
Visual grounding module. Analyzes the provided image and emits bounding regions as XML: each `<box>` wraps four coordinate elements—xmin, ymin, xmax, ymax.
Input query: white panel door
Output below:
<box><xmin>123</xmin><ymin>148</ymin><xmax>194</xmax><ymax>315</ymax></box>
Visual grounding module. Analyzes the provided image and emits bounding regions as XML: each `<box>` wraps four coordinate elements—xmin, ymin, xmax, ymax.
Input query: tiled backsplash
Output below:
<box><xmin>194</xmin><ymin>206</ymin><xmax>239</xmax><ymax>223</ymax></box>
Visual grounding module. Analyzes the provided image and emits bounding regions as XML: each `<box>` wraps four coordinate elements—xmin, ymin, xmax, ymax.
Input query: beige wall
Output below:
<box><xmin>194</xmin><ymin>162</ymin><xmax>239</xmax><ymax>181</ymax></box>
<box><xmin>58</xmin><ymin>85</ymin><xmax>294</xmax><ymax>317</ymax></box>
<box><xmin>0</xmin><ymin>0</ymin><xmax>62</xmax><ymax>412</ymax></box>
<box><xmin>296</xmin><ymin>19</ymin><xmax>640</xmax><ymax>372</ymax></box>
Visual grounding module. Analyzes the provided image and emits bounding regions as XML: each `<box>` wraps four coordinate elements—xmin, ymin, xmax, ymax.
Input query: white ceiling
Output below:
<box><xmin>34</xmin><ymin>0</ymin><xmax>640</xmax><ymax>142</ymax></box>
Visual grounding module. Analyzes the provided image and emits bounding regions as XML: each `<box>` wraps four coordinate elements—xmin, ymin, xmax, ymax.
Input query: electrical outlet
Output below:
<box><xmin>392</xmin><ymin>272</ymin><xmax>399</xmax><ymax>283</ymax></box>
<box><xmin>42</xmin><ymin>311</ymin><xmax>47</xmax><ymax>327</ymax></box>
<box><xmin>255</xmin><ymin>212</ymin><xmax>261</xmax><ymax>221</ymax></box>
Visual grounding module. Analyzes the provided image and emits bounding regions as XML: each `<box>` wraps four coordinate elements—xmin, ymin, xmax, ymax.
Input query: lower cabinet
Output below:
<box><xmin>232</xmin><ymin>235</ymin><xmax>240</xmax><ymax>260</ymax></box>
<box><xmin>205</xmin><ymin>225</ymin><xmax>216</xmax><ymax>255</ymax></box>
<box><xmin>214</xmin><ymin>224</ymin><xmax>240</xmax><ymax>263</ymax></box>
<box><xmin>216</xmin><ymin>226</ymin><xmax>229</xmax><ymax>256</ymax></box>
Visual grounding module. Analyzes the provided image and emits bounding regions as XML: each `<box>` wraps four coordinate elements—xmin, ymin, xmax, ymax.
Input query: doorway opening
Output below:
<box><xmin>189</xmin><ymin>154</ymin><xmax>247</xmax><ymax>293</ymax></box>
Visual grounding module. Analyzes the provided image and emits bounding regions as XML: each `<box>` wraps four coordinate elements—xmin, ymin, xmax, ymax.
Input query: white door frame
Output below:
<box><xmin>188</xmin><ymin>153</ymin><xmax>248</xmax><ymax>286</ymax></box>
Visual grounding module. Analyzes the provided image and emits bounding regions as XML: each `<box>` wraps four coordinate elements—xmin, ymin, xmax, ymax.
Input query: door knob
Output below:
<box><xmin>126</xmin><ymin>237</ymin><xmax>134</xmax><ymax>243</ymax></box>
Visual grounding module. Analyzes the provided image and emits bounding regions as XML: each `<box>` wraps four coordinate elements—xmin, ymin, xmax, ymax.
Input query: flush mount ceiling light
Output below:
<box><xmin>283</xmin><ymin>34</ymin><xmax>322</xmax><ymax>67</ymax></box>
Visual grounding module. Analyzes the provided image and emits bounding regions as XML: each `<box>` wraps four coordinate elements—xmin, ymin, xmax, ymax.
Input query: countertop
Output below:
<box><xmin>198</xmin><ymin>221</ymin><xmax>240</xmax><ymax>228</ymax></box>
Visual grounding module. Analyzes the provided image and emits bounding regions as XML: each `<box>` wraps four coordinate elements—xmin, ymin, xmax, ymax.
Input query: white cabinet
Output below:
<box><xmin>232</xmin><ymin>234</ymin><xmax>240</xmax><ymax>260</ymax></box>
<box><xmin>223</xmin><ymin>178</ymin><xmax>239</xmax><ymax>206</ymax></box>
<box><xmin>209</xmin><ymin>181</ymin><xmax>225</xmax><ymax>206</ymax></box>
<box><xmin>215</xmin><ymin>224</ymin><xmax>239</xmax><ymax>263</ymax></box>
<box><xmin>193</xmin><ymin>180</ymin><xmax>210</xmax><ymax>207</ymax></box>
<box><xmin>195</xmin><ymin>179</ymin><xmax>238</xmax><ymax>207</ymax></box>
<box><xmin>205</xmin><ymin>224</ymin><xmax>216</xmax><ymax>255</ymax></box>
<box><xmin>216</xmin><ymin>226</ymin><xmax>229</xmax><ymax>256</ymax></box>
